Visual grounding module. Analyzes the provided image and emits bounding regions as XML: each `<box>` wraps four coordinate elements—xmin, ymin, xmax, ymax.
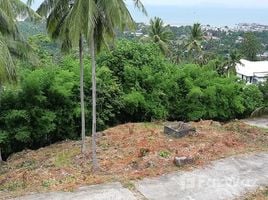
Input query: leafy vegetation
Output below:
<box><xmin>0</xmin><ymin>0</ymin><xmax>267</xmax><ymax>167</ymax></box>
<box><xmin>241</xmin><ymin>32</ymin><xmax>262</xmax><ymax>61</ymax></box>
<box><xmin>0</xmin><ymin>39</ymin><xmax>264</xmax><ymax>160</ymax></box>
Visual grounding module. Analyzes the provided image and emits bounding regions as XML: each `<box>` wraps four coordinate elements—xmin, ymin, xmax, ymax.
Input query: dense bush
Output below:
<box><xmin>98</xmin><ymin>40</ymin><xmax>263</xmax><ymax>122</ymax></box>
<box><xmin>0</xmin><ymin>40</ymin><xmax>264</xmax><ymax>159</ymax></box>
<box><xmin>0</xmin><ymin>56</ymin><xmax>122</xmax><ymax>159</ymax></box>
<box><xmin>259</xmin><ymin>81</ymin><xmax>268</xmax><ymax>105</ymax></box>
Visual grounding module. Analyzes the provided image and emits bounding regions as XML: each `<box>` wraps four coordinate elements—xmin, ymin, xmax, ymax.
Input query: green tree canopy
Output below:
<box><xmin>241</xmin><ymin>32</ymin><xmax>262</xmax><ymax>61</ymax></box>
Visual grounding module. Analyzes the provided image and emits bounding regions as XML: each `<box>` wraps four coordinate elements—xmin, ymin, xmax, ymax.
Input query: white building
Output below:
<box><xmin>236</xmin><ymin>59</ymin><xmax>268</xmax><ymax>84</ymax></box>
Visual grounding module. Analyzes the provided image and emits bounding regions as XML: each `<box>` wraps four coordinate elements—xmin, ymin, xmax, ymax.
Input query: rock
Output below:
<box><xmin>145</xmin><ymin>161</ymin><xmax>155</xmax><ymax>168</ymax></box>
<box><xmin>164</xmin><ymin>122</ymin><xmax>196</xmax><ymax>138</ymax></box>
<box><xmin>130</xmin><ymin>161</ymin><xmax>139</xmax><ymax>170</ymax></box>
<box><xmin>173</xmin><ymin>156</ymin><xmax>193</xmax><ymax>167</ymax></box>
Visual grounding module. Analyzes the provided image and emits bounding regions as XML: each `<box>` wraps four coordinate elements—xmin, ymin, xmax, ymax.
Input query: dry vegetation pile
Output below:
<box><xmin>0</xmin><ymin>120</ymin><xmax>267</xmax><ymax>199</ymax></box>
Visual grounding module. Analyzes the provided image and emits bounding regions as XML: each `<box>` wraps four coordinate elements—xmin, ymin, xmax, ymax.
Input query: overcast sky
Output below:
<box><xmin>22</xmin><ymin>0</ymin><xmax>268</xmax><ymax>26</ymax></box>
<box><xmin>24</xmin><ymin>0</ymin><xmax>268</xmax><ymax>8</ymax></box>
<box><xmin>128</xmin><ymin>0</ymin><xmax>268</xmax><ymax>8</ymax></box>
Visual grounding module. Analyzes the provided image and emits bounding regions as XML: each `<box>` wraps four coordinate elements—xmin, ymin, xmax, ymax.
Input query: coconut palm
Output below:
<box><xmin>0</xmin><ymin>0</ymin><xmax>39</xmax><ymax>83</ymax></box>
<box><xmin>83</xmin><ymin>0</ymin><xmax>146</xmax><ymax>171</ymax></box>
<box><xmin>31</xmin><ymin>0</ymin><xmax>88</xmax><ymax>154</ymax></box>
<box><xmin>225</xmin><ymin>50</ymin><xmax>242</xmax><ymax>77</ymax></box>
<box><xmin>148</xmin><ymin>17</ymin><xmax>172</xmax><ymax>55</ymax></box>
<box><xmin>169</xmin><ymin>39</ymin><xmax>189</xmax><ymax>64</ymax></box>
<box><xmin>186</xmin><ymin>23</ymin><xmax>204</xmax><ymax>59</ymax></box>
<box><xmin>31</xmin><ymin>0</ymin><xmax>146</xmax><ymax>170</ymax></box>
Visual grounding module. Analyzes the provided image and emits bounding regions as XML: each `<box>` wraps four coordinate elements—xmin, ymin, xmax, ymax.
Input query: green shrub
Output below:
<box><xmin>0</xmin><ymin>40</ymin><xmax>264</xmax><ymax>159</ymax></box>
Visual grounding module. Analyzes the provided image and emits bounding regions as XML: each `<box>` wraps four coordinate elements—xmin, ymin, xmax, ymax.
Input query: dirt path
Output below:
<box><xmin>13</xmin><ymin>152</ymin><xmax>268</xmax><ymax>200</ymax></box>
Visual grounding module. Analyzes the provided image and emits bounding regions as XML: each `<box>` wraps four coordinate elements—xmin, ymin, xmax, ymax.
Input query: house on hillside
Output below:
<box><xmin>235</xmin><ymin>59</ymin><xmax>268</xmax><ymax>84</ymax></box>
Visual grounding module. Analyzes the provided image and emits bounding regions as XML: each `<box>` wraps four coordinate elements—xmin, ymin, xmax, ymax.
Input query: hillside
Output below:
<box><xmin>0</xmin><ymin>120</ymin><xmax>267</xmax><ymax>199</ymax></box>
<box><xmin>17</xmin><ymin>20</ymin><xmax>47</xmax><ymax>39</ymax></box>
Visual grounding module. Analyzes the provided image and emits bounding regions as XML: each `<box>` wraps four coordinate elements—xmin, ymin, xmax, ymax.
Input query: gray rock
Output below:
<box><xmin>173</xmin><ymin>156</ymin><xmax>193</xmax><ymax>167</ymax></box>
<box><xmin>164</xmin><ymin>122</ymin><xmax>196</xmax><ymax>138</ymax></box>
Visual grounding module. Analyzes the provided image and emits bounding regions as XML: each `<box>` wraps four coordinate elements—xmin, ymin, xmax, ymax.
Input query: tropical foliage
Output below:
<box><xmin>241</xmin><ymin>32</ymin><xmax>262</xmax><ymax>61</ymax></box>
<box><xmin>0</xmin><ymin>0</ymin><xmax>39</xmax><ymax>83</ymax></box>
<box><xmin>186</xmin><ymin>23</ymin><xmax>204</xmax><ymax>55</ymax></box>
<box><xmin>1</xmin><ymin>0</ymin><xmax>267</xmax><ymax>166</ymax></box>
<box><xmin>148</xmin><ymin>17</ymin><xmax>172</xmax><ymax>55</ymax></box>
<box><xmin>0</xmin><ymin>40</ymin><xmax>263</xmax><ymax>160</ymax></box>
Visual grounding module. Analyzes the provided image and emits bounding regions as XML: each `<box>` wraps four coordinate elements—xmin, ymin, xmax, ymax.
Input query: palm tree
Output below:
<box><xmin>186</xmin><ymin>23</ymin><xmax>204</xmax><ymax>60</ymax></box>
<box><xmin>148</xmin><ymin>17</ymin><xmax>172</xmax><ymax>55</ymax></box>
<box><xmin>83</xmin><ymin>0</ymin><xmax>146</xmax><ymax>171</ymax></box>
<box><xmin>30</xmin><ymin>0</ymin><xmax>87</xmax><ymax>154</ymax></box>
<box><xmin>170</xmin><ymin>40</ymin><xmax>186</xmax><ymax>64</ymax></box>
<box><xmin>0</xmin><ymin>0</ymin><xmax>39</xmax><ymax>83</ymax></box>
<box><xmin>32</xmin><ymin>0</ymin><xmax>146</xmax><ymax>170</ymax></box>
<box><xmin>225</xmin><ymin>51</ymin><xmax>242</xmax><ymax>77</ymax></box>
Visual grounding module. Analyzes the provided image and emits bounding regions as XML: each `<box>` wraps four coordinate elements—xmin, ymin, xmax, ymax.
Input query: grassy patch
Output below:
<box><xmin>54</xmin><ymin>150</ymin><xmax>77</xmax><ymax>168</ymax></box>
<box><xmin>0</xmin><ymin>181</ymin><xmax>25</xmax><ymax>192</ymax></box>
<box><xmin>16</xmin><ymin>160</ymin><xmax>36</xmax><ymax>170</ymax></box>
<box><xmin>159</xmin><ymin>150</ymin><xmax>171</xmax><ymax>158</ymax></box>
<box><xmin>243</xmin><ymin>187</ymin><xmax>268</xmax><ymax>200</ymax></box>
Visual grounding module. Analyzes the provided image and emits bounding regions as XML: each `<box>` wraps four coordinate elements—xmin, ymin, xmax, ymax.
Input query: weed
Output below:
<box><xmin>16</xmin><ymin>160</ymin><xmax>36</xmax><ymax>170</ymax></box>
<box><xmin>159</xmin><ymin>150</ymin><xmax>171</xmax><ymax>158</ymax></box>
<box><xmin>54</xmin><ymin>151</ymin><xmax>73</xmax><ymax>167</ymax></box>
<box><xmin>122</xmin><ymin>181</ymin><xmax>135</xmax><ymax>190</ymax></box>
<box><xmin>0</xmin><ymin>181</ymin><xmax>25</xmax><ymax>191</ymax></box>
<box><xmin>42</xmin><ymin>179</ymin><xmax>58</xmax><ymax>188</ymax></box>
<box><xmin>139</xmin><ymin>148</ymin><xmax>150</xmax><ymax>157</ymax></box>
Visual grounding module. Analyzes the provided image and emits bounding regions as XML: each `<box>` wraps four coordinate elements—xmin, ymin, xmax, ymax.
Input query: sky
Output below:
<box><xmin>22</xmin><ymin>0</ymin><xmax>268</xmax><ymax>26</ymax></box>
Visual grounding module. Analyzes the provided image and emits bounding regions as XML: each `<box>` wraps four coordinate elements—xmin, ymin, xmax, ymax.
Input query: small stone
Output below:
<box><xmin>145</xmin><ymin>161</ymin><xmax>155</xmax><ymax>168</ymax></box>
<box><xmin>173</xmin><ymin>156</ymin><xmax>193</xmax><ymax>167</ymax></box>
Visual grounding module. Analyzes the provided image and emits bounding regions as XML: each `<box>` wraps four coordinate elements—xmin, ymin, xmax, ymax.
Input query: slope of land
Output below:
<box><xmin>0</xmin><ymin>121</ymin><xmax>267</xmax><ymax>199</ymax></box>
<box><xmin>8</xmin><ymin>153</ymin><xmax>268</xmax><ymax>200</ymax></box>
<box><xmin>242</xmin><ymin>187</ymin><xmax>268</xmax><ymax>200</ymax></box>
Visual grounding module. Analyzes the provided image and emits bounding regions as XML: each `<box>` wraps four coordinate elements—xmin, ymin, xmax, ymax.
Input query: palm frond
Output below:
<box><xmin>0</xmin><ymin>35</ymin><xmax>16</xmax><ymax>83</ymax></box>
<box><xmin>251</xmin><ymin>107</ymin><xmax>268</xmax><ymax>118</ymax></box>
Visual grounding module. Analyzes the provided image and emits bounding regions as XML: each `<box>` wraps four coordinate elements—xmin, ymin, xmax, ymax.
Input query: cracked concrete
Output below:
<box><xmin>243</xmin><ymin>116</ymin><xmax>268</xmax><ymax>129</ymax></box>
<box><xmin>13</xmin><ymin>153</ymin><xmax>268</xmax><ymax>200</ymax></box>
<box><xmin>136</xmin><ymin>153</ymin><xmax>268</xmax><ymax>200</ymax></box>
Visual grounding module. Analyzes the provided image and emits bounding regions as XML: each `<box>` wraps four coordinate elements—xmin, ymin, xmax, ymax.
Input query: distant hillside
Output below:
<box><xmin>17</xmin><ymin>20</ymin><xmax>47</xmax><ymax>39</ymax></box>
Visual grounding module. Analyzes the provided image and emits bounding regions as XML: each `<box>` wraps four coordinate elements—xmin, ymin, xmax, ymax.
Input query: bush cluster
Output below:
<box><xmin>0</xmin><ymin>40</ymin><xmax>263</xmax><ymax>159</ymax></box>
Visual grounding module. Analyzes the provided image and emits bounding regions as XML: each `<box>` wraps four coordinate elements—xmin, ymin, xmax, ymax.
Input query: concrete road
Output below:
<box><xmin>13</xmin><ymin>182</ymin><xmax>137</xmax><ymax>200</ymax></box>
<box><xmin>13</xmin><ymin>153</ymin><xmax>268</xmax><ymax>200</ymax></box>
<box><xmin>243</xmin><ymin>116</ymin><xmax>268</xmax><ymax>129</ymax></box>
<box><xmin>136</xmin><ymin>153</ymin><xmax>268</xmax><ymax>200</ymax></box>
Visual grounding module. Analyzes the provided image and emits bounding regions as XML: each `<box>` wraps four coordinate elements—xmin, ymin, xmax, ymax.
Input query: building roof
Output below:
<box><xmin>235</xmin><ymin>59</ymin><xmax>268</xmax><ymax>77</ymax></box>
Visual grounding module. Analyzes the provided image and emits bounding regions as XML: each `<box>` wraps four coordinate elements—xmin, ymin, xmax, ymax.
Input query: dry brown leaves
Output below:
<box><xmin>0</xmin><ymin>120</ymin><xmax>267</xmax><ymax>199</ymax></box>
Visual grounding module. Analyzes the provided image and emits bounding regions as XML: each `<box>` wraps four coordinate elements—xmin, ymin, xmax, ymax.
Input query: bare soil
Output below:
<box><xmin>0</xmin><ymin>120</ymin><xmax>267</xmax><ymax>199</ymax></box>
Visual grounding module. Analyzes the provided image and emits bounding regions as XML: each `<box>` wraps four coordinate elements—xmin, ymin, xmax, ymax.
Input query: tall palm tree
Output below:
<box><xmin>0</xmin><ymin>0</ymin><xmax>39</xmax><ymax>83</ymax></box>
<box><xmin>225</xmin><ymin>50</ymin><xmax>242</xmax><ymax>77</ymax></box>
<box><xmin>34</xmin><ymin>0</ymin><xmax>88</xmax><ymax>154</ymax></box>
<box><xmin>186</xmin><ymin>23</ymin><xmax>204</xmax><ymax>59</ymax></box>
<box><xmin>170</xmin><ymin>40</ymin><xmax>187</xmax><ymax>64</ymax></box>
<box><xmin>32</xmin><ymin>0</ymin><xmax>146</xmax><ymax>170</ymax></box>
<box><xmin>148</xmin><ymin>17</ymin><xmax>172</xmax><ymax>55</ymax></box>
<box><xmin>82</xmin><ymin>0</ymin><xmax>146</xmax><ymax>171</ymax></box>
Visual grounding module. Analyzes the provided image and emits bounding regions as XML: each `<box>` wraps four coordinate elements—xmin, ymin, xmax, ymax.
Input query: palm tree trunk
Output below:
<box><xmin>90</xmin><ymin>31</ymin><xmax>98</xmax><ymax>171</ymax></box>
<box><xmin>79</xmin><ymin>34</ymin><xmax>86</xmax><ymax>154</ymax></box>
<box><xmin>0</xmin><ymin>147</ymin><xmax>3</xmax><ymax>162</ymax></box>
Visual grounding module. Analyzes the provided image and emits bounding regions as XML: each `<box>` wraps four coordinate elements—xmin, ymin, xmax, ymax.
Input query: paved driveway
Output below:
<box><xmin>243</xmin><ymin>116</ymin><xmax>268</xmax><ymax>129</ymax></box>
